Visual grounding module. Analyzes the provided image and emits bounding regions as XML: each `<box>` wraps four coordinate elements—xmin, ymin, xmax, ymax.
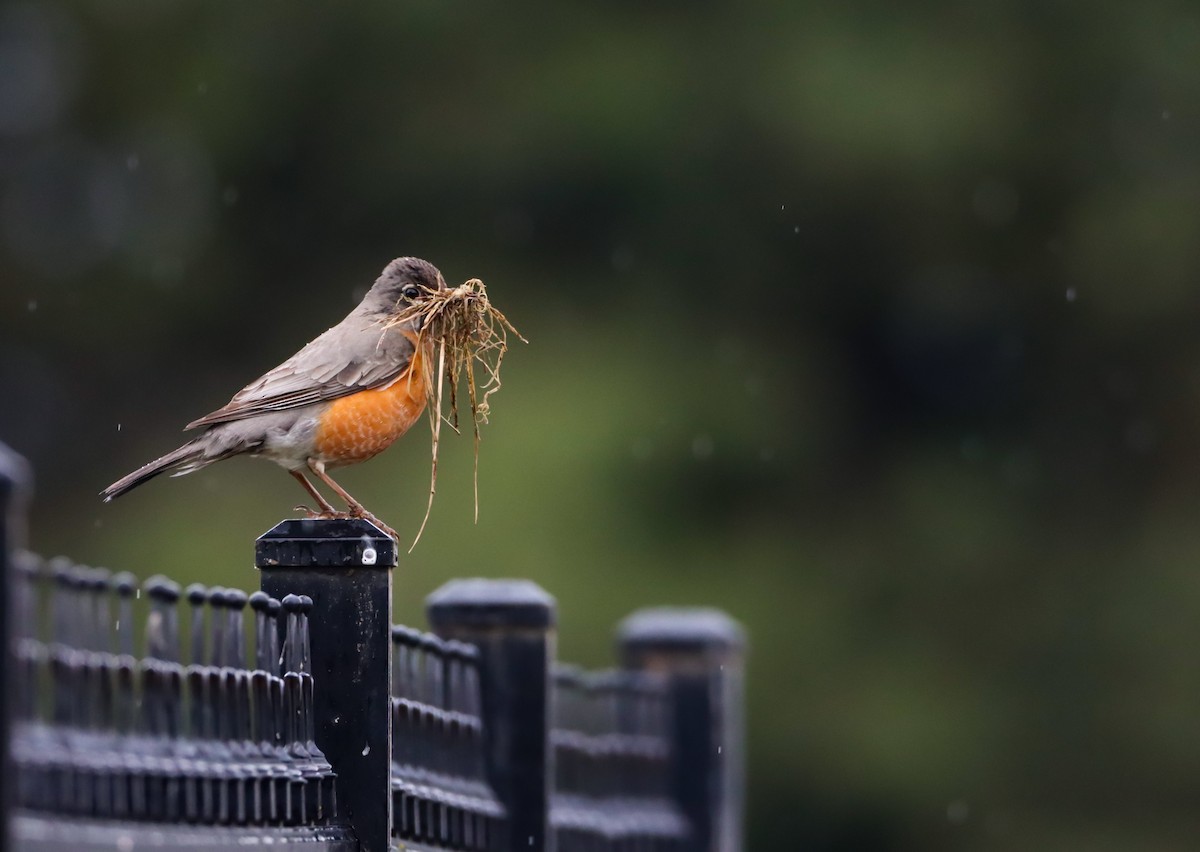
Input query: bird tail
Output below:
<box><xmin>101</xmin><ymin>440</ymin><xmax>213</xmax><ymax>502</ymax></box>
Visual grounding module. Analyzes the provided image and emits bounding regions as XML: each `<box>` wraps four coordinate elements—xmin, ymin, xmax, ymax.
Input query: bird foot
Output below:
<box><xmin>292</xmin><ymin>505</ymin><xmax>398</xmax><ymax>540</ymax></box>
<box><xmin>292</xmin><ymin>505</ymin><xmax>353</xmax><ymax>521</ymax></box>
<box><xmin>346</xmin><ymin>505</ymin><xmax>399</xmax><ymax>540</ymax></box>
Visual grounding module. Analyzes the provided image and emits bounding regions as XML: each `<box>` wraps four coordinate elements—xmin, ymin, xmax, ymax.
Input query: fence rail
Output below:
<box><xmin>10</xmin><ymin>554</ymin><xmax>341</xmax><ymax>834</ymax></box>
<box><xmin>390</xmin><ymin>625</ymin><xmax>505</xmax><ymax>850</ymax></box>
<box><xmin>551</xmin><ymin>665</ymin><xmax>689</xmax><ymax>850</ymax></box>
<box><xmin>0</xmin><ymin>443</ymin><xmax>745</xmax><ymax>851</ymax></box>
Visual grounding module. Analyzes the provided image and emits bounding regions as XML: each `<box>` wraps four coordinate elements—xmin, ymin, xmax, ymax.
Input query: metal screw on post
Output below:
<box><xmin>617</xmin><ymin>608</ymin><xmax>747</xmax><ymax>852</ymax></box>
<box><xmin>256</xmin><ymin>517</ymin><xmax>396</xmax><ymax>852</ymax></box>
<box><xmin>427</xmin><ymin>578</ymin><xmax>557</xmax><ymax>852</ymax></box>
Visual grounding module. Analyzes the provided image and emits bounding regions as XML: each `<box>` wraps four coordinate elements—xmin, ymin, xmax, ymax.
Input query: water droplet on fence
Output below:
<box><xmin>362</xmin><ymin>743</ymin><xmax>370</xmax><ymax>756</ymax></box>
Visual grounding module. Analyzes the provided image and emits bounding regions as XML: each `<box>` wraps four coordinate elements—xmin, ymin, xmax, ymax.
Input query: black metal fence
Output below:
<box><xmin>0</xmin><ymin>445</ymin><xmax>745</xmax><ymax>852</ymax></box>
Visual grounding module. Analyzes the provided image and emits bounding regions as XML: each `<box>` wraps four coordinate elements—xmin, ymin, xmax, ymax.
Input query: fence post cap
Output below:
<box><xmin>145</xmin><ymin>575</ymin><xmax>181</xmax><ymax>603</ymax></box>
<box><xmin>617</xmin><ymin>607</ymin><xmax>746</xmax><ymax>654</ymax></box>
<box><xmin>113</xmin><ymin>571</ymin><xmax>138</xmax><ymax>597</ymax></box>
<box><xmin>256</xmin><ymin>517</ymin><xmax>398</xmax><ymax>569</ymax></box>
<box><xmin>426</xmin><ymin>578</ymin><xmax>557</xmax><ymax>630</ymax></box>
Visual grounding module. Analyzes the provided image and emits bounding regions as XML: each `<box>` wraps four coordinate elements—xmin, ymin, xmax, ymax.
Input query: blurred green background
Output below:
<box><xmin>4</xmin><ymin>1</ymin><xmax>1200</xmax><ymax>849</ymax></box>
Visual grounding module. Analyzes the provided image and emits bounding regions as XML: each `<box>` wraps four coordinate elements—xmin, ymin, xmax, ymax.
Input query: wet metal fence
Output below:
<box><xmin>0</xmin><ymin>445</ymin><xmax>745</xmax><ymax>852</ymax></box>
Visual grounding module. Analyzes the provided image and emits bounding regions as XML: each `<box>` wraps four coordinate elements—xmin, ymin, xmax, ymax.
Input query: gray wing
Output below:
<box><xmin>185</xmin><ymin>318</ymin><xmax>417</xmax><ymax>429</ymax></box>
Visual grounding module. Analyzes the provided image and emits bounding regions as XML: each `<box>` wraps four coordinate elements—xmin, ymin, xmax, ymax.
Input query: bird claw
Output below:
<box><xmin>293</xmin><ymin>504</ymin><xmax>351</xmax><ymax>521</ymax></box>
<box><xmin>293</xmin><ymin>503</ymin><xmax>397</xmax><ymax>540</ymax></box>
<box><xmin>362</xmin><ymin>514</ymin><xmax>398</xmax><ymax>540</ymax></box>
<box><xmin>346</xmin><ymin>505</ymin><xmax>398</xmax><ymax>540</ymax></box>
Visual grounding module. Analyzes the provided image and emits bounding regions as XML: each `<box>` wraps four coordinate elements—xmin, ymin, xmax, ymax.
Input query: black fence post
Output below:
<box><xmin>618</xmin><ymin>608</ymin><xmax>747</xmax><ymax>852</ymax></box>
<box><xmin>0</xmin><ymin>442</ymin><xmax>31</xmax><ymax>852</ymax></box>
<box><xmin>256</xmin><ymin>518</ymin><xmax>397</xmax><ymax>852</ymax></box>
<box><xmin>426</xmin><ymin>579</ymin><xmax>556</xmax><ymax>852</ymax></box>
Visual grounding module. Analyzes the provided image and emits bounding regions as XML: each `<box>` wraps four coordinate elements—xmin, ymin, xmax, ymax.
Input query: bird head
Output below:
<box><xmin>361</xmin><ymin>257</ymin><xmax>447</xmax><ymax>327</ymax></box>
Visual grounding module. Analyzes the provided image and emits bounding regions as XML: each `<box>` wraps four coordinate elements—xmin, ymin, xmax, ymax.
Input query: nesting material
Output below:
<box><xmin>385</xmin><ymin>278</ymin><xmax>525</xmax><ymax>549</ymax></box>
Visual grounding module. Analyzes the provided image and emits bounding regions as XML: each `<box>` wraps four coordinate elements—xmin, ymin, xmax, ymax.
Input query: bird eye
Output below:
<box><xmin>402</xmin><ymin>285</ymin><xmax>420</xmax><ymax>299</ymax></box>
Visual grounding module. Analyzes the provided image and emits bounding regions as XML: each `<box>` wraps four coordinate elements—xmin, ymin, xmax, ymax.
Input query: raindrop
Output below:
<box><xmin>971</xmin><ymin>179</ymin><xmax>1018</xmax><ymax>226</ymax></box>
<box><xmin>793</xmin><ymin>225</ymin><xmax>799</xmax><ymax>234</ymax></box>
<box><xmin>611</xmin><ymin>245</ymin><xmax>634</xmax><ymax>272</ymax></box>
<box><xmin>960</xmin><ymin>436</ymin><xmax>984</xmax><ymax>463</ymax></box>
<box><xmin>1126</xmin><ymin>419</ymin><xmax>1158</xmax><ymax>455</ymax></box>
<box><xmin>1065</xmin><ymin>288</ymin><xmax>1077</xmax><ymax>302</ymax></box>
<box><xmin>361</xmin><ymin>743</ymin><xmax>370</xmax><ymax>756</ymax></box>
<box><xmin>26</xmin><ymin>299</ymin><xmax>36</xmax><ymax>312</ymax></box>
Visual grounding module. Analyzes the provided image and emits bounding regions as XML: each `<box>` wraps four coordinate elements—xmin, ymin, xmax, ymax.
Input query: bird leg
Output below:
<box><xmin>307</xmin><ymin>459</ymin><xmax>398</xmax><ymax>539</ymax></box>
<box><xmin>290</xmin><ymin>470</ymin><xmax>338</xmax><ymax>516</ymax></box>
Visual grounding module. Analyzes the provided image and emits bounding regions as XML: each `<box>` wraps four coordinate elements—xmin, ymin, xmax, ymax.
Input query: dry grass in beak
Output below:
<box><xmin>385</xmin><ymin>278</ymin><xmax>526</xmax><ymax>550</ymax></box>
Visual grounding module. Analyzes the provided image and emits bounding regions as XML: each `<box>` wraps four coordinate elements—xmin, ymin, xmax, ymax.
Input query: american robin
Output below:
<box><xmin>101</xmin><ymin>256</ymin><xmax>447</xmax><ymax>538</ymax></box>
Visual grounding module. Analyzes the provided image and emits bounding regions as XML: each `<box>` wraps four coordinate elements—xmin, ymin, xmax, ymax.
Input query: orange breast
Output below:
<box><xmin>313</xmin><ymin>345</ymin><xmax>429</xmax><ymax>466</ymax></box>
